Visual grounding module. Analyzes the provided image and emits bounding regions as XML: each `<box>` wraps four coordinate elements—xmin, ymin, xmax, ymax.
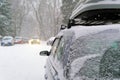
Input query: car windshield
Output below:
<box><xmin>3</xmin><ymin>38</ymin><xmax>12</xmax><ymax>40</ymax></box>
<box><xmin>69</xmin><ymin>29</ymin><xmax>120</xmax><ymax>79</ymax></box>
<box><xmin>32</xmin><ymin>37</ymin><xmax>39</xmax><ymax>39</ymax></box>
<box><xmin>74</xmin><ymin>9</ymin><xmax>120</xmax><ymax>26</ymax></box>
<box><xmin>15</xmin><ymin>37</ymin><xmax>21</xmax><ymax>40</ymax></box>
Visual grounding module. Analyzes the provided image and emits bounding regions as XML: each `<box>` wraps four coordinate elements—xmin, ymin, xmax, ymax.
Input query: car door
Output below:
<box><xmin>46</xmin><ymin>37</ymin><xmax>62</xmax><ymax>80</ymax></box>
<box><xmin>52</xmin><ymin>36</ymin><xmax>66</xmax><ymax>80</ymax></box>
<box><xmin>47</xmin><ymin>36</ymin><xmax>66</xmax><ymax>80</ymax></box>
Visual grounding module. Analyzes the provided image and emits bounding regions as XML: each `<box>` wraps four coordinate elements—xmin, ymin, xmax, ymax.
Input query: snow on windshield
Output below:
<box><xmin>68</xmin><ymin>27</ymin><xmax>120</xmax><ymax>80</ymax></box>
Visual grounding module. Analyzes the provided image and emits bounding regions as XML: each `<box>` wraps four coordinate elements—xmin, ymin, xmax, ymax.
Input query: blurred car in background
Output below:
<box><xmin>1</xmin><ymin>36</ymin><xmax>14</xmax><ymax>46</ymax></box>
<box><xmin>14</xmin><ymin>37</ymin><xmax>23</xmax><ymax>44</ymax></box>
<box><xmin>29</xmin><ymin>37</ymin><xmax>40</xmax><ymax>45</ymax></box>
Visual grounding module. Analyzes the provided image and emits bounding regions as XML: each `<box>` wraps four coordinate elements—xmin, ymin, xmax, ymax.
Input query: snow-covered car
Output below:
<box><xmin>46</xmin><ymin>37</ymin><xmax>55</xmax><ymax>46</ymax></box>
<box><xmin>40</xmin><ymin>0</ymin><xmax>120</xmax><ymax>80</ymax></box>
<box><xmin>28</xmin><ymin>38</ymin><xmax>40</xmax><ymax>45</ymax></box>
<box><xmin>1</xmin><ymin>36</ymin><xmax>14</xmax><ymax>46</ymax></box>
<box><xmin>14</xmin><ymin>37</ymin><xmax>23</xmax><ymax>44</ymax></box>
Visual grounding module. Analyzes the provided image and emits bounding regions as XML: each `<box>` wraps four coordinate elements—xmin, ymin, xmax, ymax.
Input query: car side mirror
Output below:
<box><xmin>60</xmin><ymin>25</ymin><xmax>67</xmax><ymax>30</ymax></box>
<box><xmin>40</xmin><ymin>51</ymin><xmax>50</xmax><ymax>56</ymax></box>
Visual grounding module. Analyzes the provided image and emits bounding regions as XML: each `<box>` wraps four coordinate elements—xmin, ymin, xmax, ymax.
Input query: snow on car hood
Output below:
<box><xmin>70</xmin><ymin>54</ymin><xmax>101</xmax><ymax>80</ymax></box>
<box><xmin>67</xmin><ymin>24</ymin><xmax>120</xmax><ymax>80</ymax></box>
<box><xmin>71</xmin><ymin>24</ymin><xmax>120</xmax><ymax>40</ymax></box>
<box><xmin>2</xmin><ymin>39</ymin><xmax>12</xmax><ymax>43</ymax></box>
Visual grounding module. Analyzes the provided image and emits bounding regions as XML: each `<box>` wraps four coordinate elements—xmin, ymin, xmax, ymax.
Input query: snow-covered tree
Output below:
<box><xmin>0</xmin><ymin>0</ymin><xmax>12</xmax><ymax>36</ymax></box>
<box><xmin>61</xmin><ymin>0</ymin><xmax>79</xmax><ymax>24</ymax></box>
<box><xmin>9</xmin><ymin>0</ymin><xmax>30</xmax><ymax>36</ymax></box>
<box><xmin>31</xmin><ymin>0</ymin><xmax>62</xmax><ymax>40</ymax></box>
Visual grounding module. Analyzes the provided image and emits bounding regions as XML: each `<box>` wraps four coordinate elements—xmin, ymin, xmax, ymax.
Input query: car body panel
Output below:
<box><xmin>45</xmin><ymin>35</ymin><xmax>68</xmax><ymax>80</ymax></box>
<box><xmin>64</xmin><ymin>24</ymin><xmax>120</xmax><ymax>80</ymax></box>
<box><xmin>14</xmin><ymin>37</ymin><xmax>23</xmax><ymax>44</ymax></box>
<box><xmin>47</xmin><ymin>37</ymin><xmax>55</xmax><ymax>46</ymax></box>
<box><xmin>43</xmin><ymin>24</ymin><xmax>120</xmax><ymax>80</ymax></box>
<box><xmin>70</xmin><ymin>0</ymin><xmax>120</xmax><ymax>19</ymax></box>
<box><xmin>41</xmin><ymin>0</ymin><xmax>120</xmax><ymax>80</ymax></box>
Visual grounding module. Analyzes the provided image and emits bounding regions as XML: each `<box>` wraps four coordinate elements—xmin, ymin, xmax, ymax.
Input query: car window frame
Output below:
<box><xmin>54</xmin><ymin>37</ymin><xmax>64</xmax><ymax>61</ymax></box>
<box><xmin>50</xmin><ymin>36</ymin><xmax>63</xmax><ymax>59</ymax></box>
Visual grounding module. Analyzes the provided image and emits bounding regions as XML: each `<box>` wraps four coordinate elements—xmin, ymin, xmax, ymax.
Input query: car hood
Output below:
<box><xmin>2</xmin><ymin>40</ymin><xmax>12</xmax><ymax>42</ymax></box>
<box><xmin>70</xmin><ymin>54</ymin><xmax>101</xmax><ymax>80</ymax></box>
<box><xmin>68</xmin><ymin>24</ymin><xmax>120</xmax><ymax>80</ymax></box>
<box><xmin>70</xmin><ymin>24</ymin><xmax>120</xmax><ymax>40</ymax></box>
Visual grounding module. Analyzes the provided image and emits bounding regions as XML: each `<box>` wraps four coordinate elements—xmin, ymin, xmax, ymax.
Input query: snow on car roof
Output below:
<box><xmin>3</xmin><ymin>36</ymin><xmax>13</xmax><ymax>39</ymax></box>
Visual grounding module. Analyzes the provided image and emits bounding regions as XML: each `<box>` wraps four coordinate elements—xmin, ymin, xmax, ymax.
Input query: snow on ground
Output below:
<box><xmin>0</xmin><ymin>42</ymin><xmax>50</xmax><ymax>80</ymax></box>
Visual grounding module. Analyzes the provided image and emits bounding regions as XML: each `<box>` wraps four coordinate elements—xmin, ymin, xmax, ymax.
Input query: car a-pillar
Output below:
<box><xmin>67</xmin><ymin>19</ymin><xmax>75</xmax><ymax>29</ymax></box>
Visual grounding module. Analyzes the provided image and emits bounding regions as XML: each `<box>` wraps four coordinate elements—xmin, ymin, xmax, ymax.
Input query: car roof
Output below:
<box><xmin>15</xmin><ymin>36</ymin><xmax>22</xmax><ymax>38</ymax></box>
<box><xmin>70</xmin><ymin>0</ymin><xmax>120</xmax><ymax>19</ymax></box>
<box><xmin>3</xmin><ymin>36</ymin><xmax>13</xmax><ymax>39</ymax></box>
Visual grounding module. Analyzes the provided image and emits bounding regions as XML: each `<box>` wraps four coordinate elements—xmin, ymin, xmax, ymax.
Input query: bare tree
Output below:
<box><xmin>29</xmin><ymin>0</ymin><xmax>62</xmax><ymax>40</ymax></box>
<box><xmin>10</xmin><ymin>0</ymin><xmax>30</xmax><ymax>36</ymax></box>
<box><xmin>9</xmin><ymin>0</ymin><xmax>62</xmax><ymax>39</ymax></box>
<box><xmin>30</xmin><ymin>0</ymin><xmax>46</xmax><ymax>39</ymax></box>
<box><xmin>52</xmin><ymin>0</ymin><xmax>63</xmax><ymax>35</ymax></box>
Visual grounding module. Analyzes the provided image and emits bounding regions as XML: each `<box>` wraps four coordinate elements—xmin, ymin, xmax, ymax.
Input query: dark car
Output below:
<box><xmin>40</xmin><ymin>0</ymin><xmax>120</xmax><ymax>80</ymax></box>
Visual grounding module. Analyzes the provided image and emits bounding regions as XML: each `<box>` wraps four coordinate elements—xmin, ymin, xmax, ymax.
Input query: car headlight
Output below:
<box><xmin>29</xmin><ymin>39</ymin><xmax>33</xmax><ymax>42</ymax></box>
<box><xmin>37</xmin><ymin>39</ymin><xmax>40</xmax><ymax>42</ymax></box>
<box><xmin>29</xmin><ymin>40</ymin><xmax>32</xmax><ymax>43</ymax></box>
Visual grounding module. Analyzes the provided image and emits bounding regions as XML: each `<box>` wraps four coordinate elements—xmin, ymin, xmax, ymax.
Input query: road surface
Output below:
<box><xmin>0</xmin><ymin>43</ymin><xmax>50</xmax><ymax>80</ymax></box>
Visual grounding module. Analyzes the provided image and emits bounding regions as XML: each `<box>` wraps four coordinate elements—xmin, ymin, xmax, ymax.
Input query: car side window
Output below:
<box><xmin>55</xmin><ymin>37</ymin><xmax>64</xmax><ymax>61</ymax></box>
<box><xmin>50</xmin><ymin>38</ymin><xmax>61</xmax><ymax>58</ymax></box>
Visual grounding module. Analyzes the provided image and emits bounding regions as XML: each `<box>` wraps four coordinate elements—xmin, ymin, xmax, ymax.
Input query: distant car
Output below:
<box><xmin>21</xmin><ymin>37</ymin><xmax>28</xmax><ymax>44</ymax></box>
<box><xmin>14</xmin><ymin>37</ymin><xmax>23</xmax><ymax>44</ymax></box>
<box><xmin>1</xmin><ymin>36</ymin><xmax>14</xmax><ymax>46</ymax></box>
<box><xmin>29</xmin><ymin>38</ymin><xmax>40</xmax><ymax>45</ymax></box>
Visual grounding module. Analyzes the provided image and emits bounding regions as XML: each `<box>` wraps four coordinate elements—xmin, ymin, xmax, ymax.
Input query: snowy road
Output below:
<box><xmin>0</xmin><ymin>43</ymin><xmax>50</xmax><ymax>80</ymax></box>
